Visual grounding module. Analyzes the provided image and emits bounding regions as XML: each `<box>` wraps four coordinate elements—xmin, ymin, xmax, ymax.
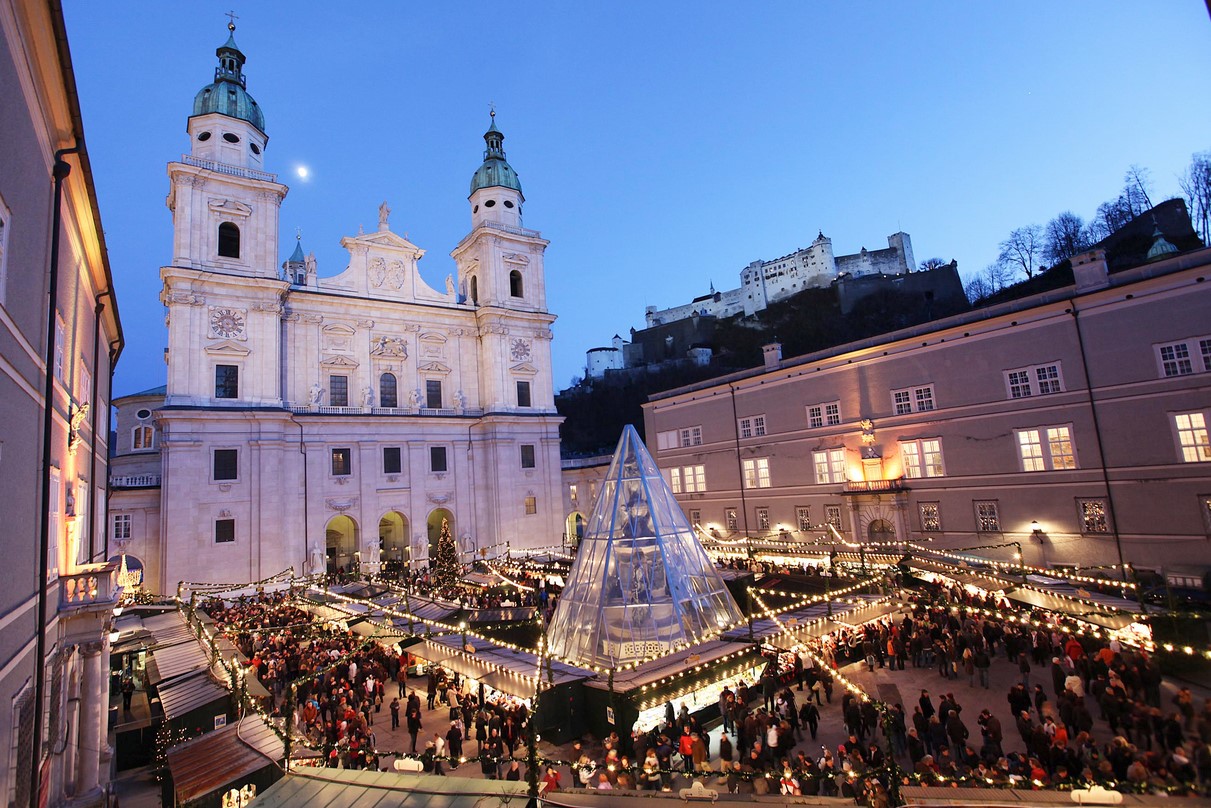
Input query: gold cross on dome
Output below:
<box><xmin>225</xmin><ymin>10</ymin><xmax>239</xmax><ymax>29</ymax></box>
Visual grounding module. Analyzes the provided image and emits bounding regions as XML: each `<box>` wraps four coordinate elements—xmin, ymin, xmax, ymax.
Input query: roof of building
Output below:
<box><xmin>252</xmin><ymin>766</ymin><xmax>531</xmax><ymax>807</ymax></box>
<box><xmin>191</xmin><ymin>24</ymin><xmax>266</xmax><ymax>134</ymax></box>
<box><xmin>114</xmin><ymin>384</ymin><xmax>166</xmax><ymax>403</ymax></box>
<box><xmin>469</xmin><ymin>112</ymin><xmax>522</xmax><ymax>197</ymax></box>
<box><xmin>165</xmin><ymin>716</ymin><xmax>286</xmax><ymax>804</ymax></box>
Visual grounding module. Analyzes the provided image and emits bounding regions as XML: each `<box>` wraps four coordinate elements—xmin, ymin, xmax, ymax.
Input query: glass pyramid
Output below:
<box><xmin>546</xmin><ymin>425</ymin><xmax>745</xmax><ymax>668</ymax></box>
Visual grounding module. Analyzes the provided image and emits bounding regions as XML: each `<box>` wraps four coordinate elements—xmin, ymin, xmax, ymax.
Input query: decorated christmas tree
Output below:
<box><xmin>431</xmin><ymin>517</ymin><xmax>461</xmax><ymax>590</ymax></box>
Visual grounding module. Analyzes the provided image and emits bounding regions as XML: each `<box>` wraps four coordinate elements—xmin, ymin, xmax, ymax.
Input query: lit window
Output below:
<box><xmin>824</xmin><ymin>505</ymin><xmax>842</xmax><ymax>530</ymax></box>
<box><xmin>975</xmin><ymin>501</ymin><xmax>1000</xmax><ymax>532</ymax></box>
<box><xmin>112</xmin><ymin>513</ymin><xmax>132</xmax><ymax>541</ymax></box>
<box><xmin>682</xmin><ymin>465</ymin><xmax>706</xmax><ymax>493</ymax></box>
<box><xmin>54</xmin><ymin>315</ymin><xmax>65</xmax><ymax>382</ymax></box>
<box><xmin>738</xmin><ymin>415</ymin><xmax>766</xmax><ymax>438</ymax></box>
<box><xmin>725</xmin><ymin>508</ymin><xmax>738</xmax><ymax>531</ymax></box>
<box><xmin>329</xmin><ymin>375</ymin><xmax>349</xmax><ymax>407</ymax></box>
<box><xmin>1174</xmin><ymin>412</ymin><xmax>1211</xmax><ymax>462</ymax></box>
<box><xmin>1078</xmin><ymin>499</ymin><xmax>1109</xmax><ymax>533</ymax></box>
<box><xmin>813</xmin><ymin>448</ymin><xmax>846</xmax><ymax>484</ymax></box>
<box><xmin>667</xmin><ymin>467</ymin><xmax>682</xmax><ymax>494</ymax></box>
<box><xmin>756</xmin><ymin>507</ymin><xmax>770</xmax><ymax>531</ymax></box>
<box><xmin>689</xmin><ymin>509</ymin><xmax>701</xmax><ymax>525</ymax></box>
<box><xmin>568</xmin><ymin>484</ymin><xmax>578</xmax><ymax>501</ymax></box>
<box><xmin>520</xmin><ymin>444</ymin><xmax>536</xmax><ymax>469</ymax></box>
<box><xmin>919</xmin><ymin>502</ymin><xmax>941</xmax><ymax>532</ymax></box>
<box><xmin>796</xmin><ymin>506</ymin><xmax>811</xmax><ymax>532</ymax></box>
<box><xmin>331</xmin><ymin>448</ymin><xmax>351</xmax><ymax>476</ymax></box>
<box><xmin>1015</xmin><ymin>426</ymin><xmax>1076</xmax><ymax>472</ymax></box>
<box><xmin>213</xmin><ymin>449</ymin><xmax>238</xmax><ymax>481</ymax></box>
<box><xmin>215</xmin><ymin>365</ymin><xmax>239</xmax><ymax>399</ymax></box>
<box><xmin>524</xmin><ymin>496</ymin><xmax>537</xmax><ymax>515</ymax></box>
<box><xmin>891</xmin><ymin>385</ymin><xmax>935</xmax><ymax>415</ymax></box>
<box><xmin>741</xmin><ymin>457</ymin><xmax>770</xmax><ymax>489</ymax></box>
<box><xmin>79</xmin><ymin>364</ymin><xmax>92</xmax><ymax>404</ymax></box>
<box><xmin>900</xmin><ymin>439</ymin><xmax>944</xmax><ymax>478</ymax></box>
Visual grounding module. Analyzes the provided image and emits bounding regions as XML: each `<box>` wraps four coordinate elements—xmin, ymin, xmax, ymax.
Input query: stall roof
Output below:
<box><xmin>588</xmin><ymin>640</ymin><xmax>756</xmax><ymax>693</ymax></box>
<box><xmin>1027</xmin><ymin>577</ymin><xmax>1142</xmax><ymax>613</ymax></box>
<box><xmin>722</xmin><ymin>596</ymin><xmax>885</xmax><ymax>645</ymax></box>
<box><xmin>148</xmin><ymin>639</ymin><xmax>212</xmax><ymax>685</ymax></box>
<box><xmin>905</xmin><ymin>558</ymin><xmax>1018</xmax><ymax>592</ymax></box>
<box><xmin>251</xmin><ymin>765</ymin><xmax>531</xmax><ymax>807</ymax></box>
<box><xmin>415</xmin><ymin>635</ymin><xmax>592</xmax><ymax>699</ymax></box>
<box><xmin>465</xmin><ymin>607</ymin><xmax>534</xmax><ymax>624</ymax></box>
<box><xmin>1005</xmin><ymin>588</ymin><xmax>1136</xmax><ymax>630</ymax></box>
<box><xmin>166</xmin><ymin>717</ymin><xmax>281</xmax><ymax>804</ymax></box>
<box><xmin>142</xmin><ymin>610</ymin><xmax>198</xmax><ymax>649</ymax></box>
<box><xmin>156</xmin><ymin>671</ymin><xmax>230</xmax><ymax>721</ymax></box>
<box><xmin>832</xmin><ymin>599</ymin><xmax>902</xmax><ymax>627</ymax></box>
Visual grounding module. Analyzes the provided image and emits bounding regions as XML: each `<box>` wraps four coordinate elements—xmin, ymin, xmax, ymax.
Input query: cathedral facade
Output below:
<box><xmin>123</xmin><ymin>26</ymin><xmax>563</xmax><ymax>593</ymax></box>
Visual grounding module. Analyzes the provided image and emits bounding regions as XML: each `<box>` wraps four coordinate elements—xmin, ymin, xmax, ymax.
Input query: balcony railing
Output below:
<box><xmin>59</xmin><ymin>562</ymin><xmax>121</xmax><ymax>613</ymax></box>
<box><xmin>480</xmin><ymin>219</ymin><xmax>541</xmax><ymax>239</ymax></box>
<box><xmin>286</xmin><ymin>404</ymin><xmax>485</xmax><ymax>417</ymax></box>
<box><xmin>110</xmin><ymin>474</ymin><xmax>161</xmax><ymax>488</ymax></box>
<box><xmin>180</xmin><ymin>154</ymin><xmax>277</xmax><ymax>183</ymax></box>
<box><xmin>843</xmin><ymin>478</ymin><xmax>908</xmax><ymax>494</ymax></box>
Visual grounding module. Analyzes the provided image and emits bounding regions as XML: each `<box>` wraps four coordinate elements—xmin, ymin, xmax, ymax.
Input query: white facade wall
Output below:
<box><xmin>643</xmin><ymin>248</ymin><xmax>1211</xmax><ymax>576</ymax></box>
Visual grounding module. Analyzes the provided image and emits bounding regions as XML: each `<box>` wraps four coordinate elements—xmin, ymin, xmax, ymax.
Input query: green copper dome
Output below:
<box><xmin>191</xmin><ymin>24</ymin><xmax>266</xmax><ymax>135</ymax></box>
<box><xmin>469</xmin><ymin>114</ymin><xmax>522</xmax><ymax>198</ymax></box>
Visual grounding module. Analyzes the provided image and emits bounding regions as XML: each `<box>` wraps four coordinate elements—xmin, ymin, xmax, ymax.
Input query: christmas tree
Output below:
<box><xmin>431</xmin><ymin>517</ymin><xmax>461</xmax><ymax>590</ymax></box>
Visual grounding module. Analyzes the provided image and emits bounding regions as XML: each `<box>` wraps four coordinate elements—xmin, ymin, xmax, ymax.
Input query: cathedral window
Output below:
<box><xmin>218</xmin><ymin>222</ymin><xmax>241</xmax><ymax>258</ymax></box>
<box><xmin>214</xmin><ymin>364</ymin><xmax>239</xmax><ymax>398</ymax></box>
<box><xmin>524</xmin><ymin>496</ymin><xmax>537</xmax><ymax>515</ymax></box>
<box><xmin>222</xmin><ymin>133</ymin><xmax>240</xmax><ymax>143</ymax></box>
<box><xmin>430</xmin><ymin>446</ymin><xmax>448</xmax><ymax>473</ymax></box>
<box><xmin>212</xmin><ymin>449</ymin><xmax>238</xmax><ymax>481</ymax></box>
<box><xmin>516</xmin><ymin>380</ymin><xmax>532</xmax><ymax>408</ymax></box>
<box><xmin>383</xmin><ymin>447</ymin><xmax>402</xmax><ymax>475</ymax></box>
<box><xmin>470</xmin><ymin>276</ymin><xmax>478</xmax><ymax>305</ymax></box>
<box><xmin>503</xmin><ymin>200</ymin><xmax>514</xmax><ymax>209</ymax></box>
<box><xmin>250</xmin><ymin>142</ymin><xmax>261</xmax><ymax>155</ymax></box>
<box><xmin>425</xmin><ymin>380</ymin><xmax>443</xmax><ymax>409</ymax></box>
<box><xmin>330</xmin><ymin>448</ymin><xmax>352</xmax><ymax>476</ymax></box>
<box><xmin>197</xmin><ymin>131</ymin><xmax>212</xmax><ymax>141</ymax></box>
<box><xmin>484</xmin><ymin>199</ymin><xmax>496</xmax><ymax>208</ymax></box>
<box><xmin>379</xmin><ymin>373</ymin><xmax>398</xmax><ymax>408</ymax></box>
<box><xmin>329</xmin><ymin>375</ymin><xmax>349</xmax><ymax>407</ymax></box>
<box><xmin>521</xmin><ymin>444</ymin><xmax>536</xmax><ymax>469</ymax></box>
<box><xmin>132</xmin><ymin>425</ymin><xmax>154</xmax><ymax>451</ymax></box>
<box><xmin>215</xmin><ymin>518</ymin><xmax>235</xmax><ymax>543</ymax></box>
<box><xmin>509</xmin><ymin>270</ymin><xmax>524</xmax><ymax>298</ymax></box>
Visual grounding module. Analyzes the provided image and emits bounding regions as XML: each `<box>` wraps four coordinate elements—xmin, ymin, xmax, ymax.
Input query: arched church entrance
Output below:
<box><xmin>326</xmin><ymin>514</ymin><xmax>359</xmax><ymax>574</ymax></box>
<box><xmin>379</xmin><ymin>511</ymin><xmax>410</xmax><ymax>571</ymax></box>
<box><xmin>565</xmin><ymin>511</ymin><xmax>586</xmax><ymax>549</ymax></box>
<box><xmin>426</xmin><ymin>509</ymin><xmax>454</xmax><ymax>566</ymax></box>
<box><xmin>867</xmin><ymin>518</ymin><xmax>896</xmax><ymax>543</ymax></box>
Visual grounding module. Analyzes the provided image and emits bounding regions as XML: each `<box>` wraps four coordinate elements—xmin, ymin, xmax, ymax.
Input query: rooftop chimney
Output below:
<box><xmin>1071</xmin><ymin>249</ymin><xmax>1109</xmax><ymax>293</ymax></box>
<box><xmin>762</xmin><ymin>342</ymin><xmax>783</xmax><ymax>369</ymax></box>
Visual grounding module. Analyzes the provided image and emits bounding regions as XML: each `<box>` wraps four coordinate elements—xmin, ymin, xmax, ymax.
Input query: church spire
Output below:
<box><xmin>469</xmin><ymin>109</ymin><xmax>522</xmax><ymax>197</ymax></box>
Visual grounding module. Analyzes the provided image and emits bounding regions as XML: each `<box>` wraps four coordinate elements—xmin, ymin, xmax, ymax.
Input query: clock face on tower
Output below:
<box><xmin>510</xmin><ymin>338</ymin><xmax>531</xmax><ymax>361</ymax></box>
<box><xmin>209</xmin><ymin>307</ymin><xmax>247</xmax><ymax>339</ymax></box>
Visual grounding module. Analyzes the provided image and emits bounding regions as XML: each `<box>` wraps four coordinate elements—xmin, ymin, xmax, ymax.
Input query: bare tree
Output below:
<box><xmin>1123</xmin><ymin>164</ymin><xmax>1154</xmax><ymax>213</ymax></box>
<box><xmin>1179</xmin><ymin>150</ymin><xmax>1211</xmax><ymax>244</ymax></box>
<box><xmin>965</xmin><ymin>262</ymin><xmax>1013</xmax><ymax>303</ymax></box>
<box><xmin>997</xmin><ymin>224</ymin><xmax>1045</xmax><ymax>279</ymax></box>
<box><xmin>964</xmin><ymin>274</ymin><xmax>992</xmax><ymax>303</ymax></box>
<box><xmin>1089</xmin><ymin>166</ymin><xmax>1156</xmax><ymax>241</ymax></box>
<box><xmin>918</xmin><ymin>257</ymin><xmax>949</xmax><ymax>272</ymax></box>
<box><xmin>1043</xmin><ymin>211</ymin><xmax>1089</xmax><ymax>265</ymax></box>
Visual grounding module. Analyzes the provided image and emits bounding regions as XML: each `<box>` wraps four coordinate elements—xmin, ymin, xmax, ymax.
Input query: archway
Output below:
<box><xmin>379</xmin><ymin>511</ymin><xmax>410</xmax><ymax>570</ymax></box>
<box><xmin>565</xmin><ymin>511</ymin><xmax>586</xmax><ymax>550</ymax></box>
<box><xmin>867</xmin><ymin>518</ymin><xmax>896</xmax><ymax>543</ymax></box>
<box><xmin>325</xmin><ymin>514</ymin><xmax>359</xmax><ymax>574</ymax></box>
<box><xmin>426</xmin><ymin>508</ymin><xmax>454</xmax><ymax>567</ymax></box>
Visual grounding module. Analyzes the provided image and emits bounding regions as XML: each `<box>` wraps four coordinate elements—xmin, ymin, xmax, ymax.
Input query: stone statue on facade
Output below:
<box><xmin>309</xmin><ymin>382</ymin><xmax>324</xmax><ymax>406</ymax></box>
<box><xmin>454</xmin><ymin>389</ymin><xmax>467</xmax><ymax>413</ymax></box>
<box><xmin>361</xmin><ymin>386</ymin><xmax>374</xmax><ymax>407</ymax></box>
<box><xmin>378</xmin><ymin>201</ymin><xmax>391</xmax><ymax>231</ymax></box>
<box><xmin>408</xmin><ymin>388</ymin><xmax>422</xmax><ymax>409</ymax></box>
<box><xmin>445</xmin><ymin>273</ymin><xmax>456</xmax><ymax>296</ymax></box>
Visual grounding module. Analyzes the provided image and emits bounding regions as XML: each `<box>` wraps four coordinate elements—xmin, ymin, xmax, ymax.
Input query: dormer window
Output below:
<box><xmin>218</xmin><ymin>222</ymin><xmax>240</xmax><ymax>258</ymax></box>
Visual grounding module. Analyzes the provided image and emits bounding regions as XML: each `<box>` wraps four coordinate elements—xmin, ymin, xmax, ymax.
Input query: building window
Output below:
<box><xmin>1174</xmin><ymin>412</ymin><xmax>1211</xmax><ymax>462</ymax></box>
<box><xmin>568</xmin><ymin>483</ymin><xmax>578</xmax><ymax>502</ymax></box>
<box><xmin>813</xmin><ymin>448</ymin><xmax>846</xmax><ymax>484</ymax></box>
<box><xmin>524</xmin><ymin>495</ymin><xmax>537</xmax><ymax>515</ymax></box>
<box><xmin>218</xmin><ymin>222</ymin><xmax>240</xmax><ymax>258</ymax></box>
<box><xmin>517</xmin><ymin>380</ymin><xmax>531</xmax><ymax>408</ymax></box>
<box><xmin>683</xmin><ymin>465</ymin><xmax>705</xmax><ymax>492</ymax></box>
<box><xmin>892</xmin><ymin>385</ymin><xmax>935</xmax><ymax>415</ymax></box>
<box><xmin>112</xmin><ymin>513</ymin><xmax>132</xmax><ymax>541</ymax></box>
<box><xmin>1005</xmin><ymin>363</ymin><xmax>1064</xmax><ymax>398</ymax></box>
<box><xmin>809</xmin><ymin>402</ymin><xmax>842</xmax><ymax>428</ymax></box>
<box><xmin>689</xmin><ymin>509</ymin><xmax>701</xmax><ymax>525</ymax></box>
<box><xmin>430</xmin><ymin>446</ymin><xmax>448</xmax><ymax>473</ymax></box>
<box><xmin>520</xmin><ymin>444</ymin><xmax>536</xmax><ymax>469</ymax></box>
<box><xmin>215</xmin><ymin>364</ymin><xmax>239</xmax><ymax>399</ymax></box>
<box><xmin>379</xmin><ymin>373</ymin><xmax>398</xmax><ymax>408</ymax></box>
<box><xmin>329</xmin><ymin>375</ymin><xmax>349</xmax><ymax>407</ymax></box>
<box><xmin>1158</xmin><ymin>341</ymin><xmax>1195</xmax><ymax>377</ymax></box>
<box><xmin>212</xmin><ymin>449</ymin><xmax>238</xmax><ymax>481</ymax></box>
<box><xmin>132</xmin><ymin>425</ymin><xmax>154</xmax><ymax>451</ymax></box>
<box><xmin>725</xmin><ymin>508</ymin><xmax>738</xmax><ymax>531</ymax></box>
<box><xmin>680</xmin><ymin>426</ymin><xmax>703</xmax><ymax>447</ymax></box>
<box><xmin>54</xmin><ymin>314</ymin><xmax>65</xmax><ymax>382</ymax></box>
<box><xmin>331</xmin><ymin>448</ymin><xmax>351</xmax><ymax>476</ymax></box>
<box><xmin>824</xmin><ymin>505</ymin><xmax>842</xmax><ymax>531</ymax></box>
<box><xmin>509</xmin><ymin>270</ymin><xmax>524</xmax><ymax>297</ymax></box>
<box><xmin>919</xmin><ymin>502</ymin><xmax>941</xmax><ymax>532</ymax></box>
<box><xmin>1015</xmin><ymin>426</ymin><xmax>1077</xmax><ymax>471</ymax></box>
<box><xmin>1078</xmin><ymin>498</ymin><xmax>1109</xmax><ymax>533</ymax></box>
<box><xmin>79</xmin><ymin>363</ymin><xmax>92</xmax><ymax>404</ymax></box>
<box><xmin>738</xmin><ymin>415</ymin><xmax>766</xmax><ymax>438</ymax></box>
<box><xmin>0</xmin><ymin>198</ymin><xmax>9</xmax><ymax>304</ymax></box>
<box><xmin>382</xmin><ymin>447</ymin><xmax>402</xmax><ymax>475</ymax></box>
<box><xmin>900</xmin><ymin>439</ymin><xmax>945</xmax><ymax>478</ymax></box>
<box><xmin>974</xmin><ymin>500</ymin><xmax>1001</xmax><ymax>532</ymax></box>
<box><xmin>756</xmin><ymin>507</ymin><xmax>770</xmax><ymax>531</ymax></box>
<box><xmin>215</xmin><ymin>518</ymin><xmax>235</xmax><ymax>543</ymax></box>
<box><xmin>657</xmin><ymin>427</ymin><xmax>702</xmax><ymax>450</ymax></box>
<box><xmin>1202</xmin><ymin>339</ymin><xmax>1211</xmax><ymax>374</ymax></box>
<box><xmin>796</xmin><ymin>506</ymin><xmax>811</xmax><ymax>532</ymax></box>
<box><xmin>425</xmin><ymin>379</ymin><xmax>442</xmax><ymax>409</ymax></box>
<box><xmin>741</xmin><ymin>457</ymin><xmax>770</xmax><ymax>489</ymax></box>
<box><xmin>1200</xmin><ymin>495</ymin><xmax>1211</xmax><ymax>537</ymax></box>
<box><xmin>12</xmin><ymin>683</ymin><xmax>35</xmax><ymax>808</ymax></box>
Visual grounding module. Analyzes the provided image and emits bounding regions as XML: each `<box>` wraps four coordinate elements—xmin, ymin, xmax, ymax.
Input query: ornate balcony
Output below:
<box><xmin>110</xmin><ymin>473</ymin><xmax>161</xmax><ymax>488</ymax></box>
<box><xmin>842</xmin><ymin>478</ymin><xmax>908</xmax><ymax>494</ymax></box>
<box><xmin>58</xmin><ymin>561</ymin><xmax>121</xmax><ymax>614</ymax></box>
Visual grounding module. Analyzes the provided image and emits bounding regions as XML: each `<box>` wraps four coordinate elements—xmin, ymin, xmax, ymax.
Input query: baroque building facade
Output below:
<box><xmin>643</xmin><ymin>235</ymin><xmax>1211</xmax><ymax>582</ymax></box>
<box><xmin>113</xmin><ymin>26</ymin><xmax>563</xmax><ymax>594</ymax></box>
<box><xmin>0</xmin><ymin>0</ymin><xmax>125</xmax><ymax>803</ymax></box>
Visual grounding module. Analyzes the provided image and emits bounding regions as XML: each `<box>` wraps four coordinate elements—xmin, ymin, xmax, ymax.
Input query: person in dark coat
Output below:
<box><xmin>919</xmin><ymin>690</ymin><xmax>935</xmax><ymax>721</ymax></box>
<box><xmin>800</xmin><ymin>700</ymin><xmax>820</xmax><ymax>740</ymax></box>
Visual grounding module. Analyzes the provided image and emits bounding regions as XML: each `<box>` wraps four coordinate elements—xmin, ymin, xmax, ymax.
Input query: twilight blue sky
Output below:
<box><xmin>63</xmin><ymin>2</ymin><xmax>1211</xmax><ymax>397</ymax></box>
